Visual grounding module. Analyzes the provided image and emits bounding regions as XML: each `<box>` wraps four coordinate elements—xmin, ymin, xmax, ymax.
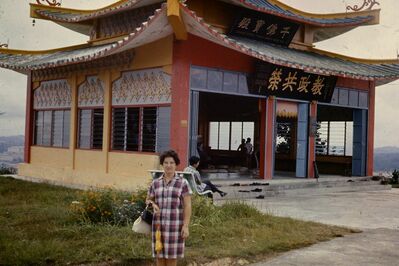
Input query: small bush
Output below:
<box><xmin>0</xmin><ymin>166</ymin><xmax>17</xmax><ymax>175</ymax></box>
<box><xmin>70</xmin><ymin>187</ymin><xmax>147</xmax><ymax>226</ymax></box>
<box><xmin>392</xmin><ymin>169</ymin><xmax>399</xmax><ymax>184</ymax></box>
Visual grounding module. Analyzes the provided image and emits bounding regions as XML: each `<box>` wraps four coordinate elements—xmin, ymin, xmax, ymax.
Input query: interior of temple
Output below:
<box><xmin>194</xmin><ymin>92</ymin><xmax>356</xmax><ymax>178</ymax></box>
<box><xmin>196</xmin><ymin>92</ymin><xmax>260</xmax><ymax>172</ymax></box>
<box><xmin>316</xmin><ymin>105</ymin><xmax>354</xmax><ymax>176</ymax></box>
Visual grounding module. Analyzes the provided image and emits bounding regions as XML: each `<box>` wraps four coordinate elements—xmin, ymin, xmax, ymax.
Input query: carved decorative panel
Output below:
<box><xmin>33</xmin><ymin>79</ymin><xmax>71</xmax><ymax>109</ymax></box>
<box><xmin>32</xmin><ymin>51</ymin><xmax>134</xmax><ymax>82</ymax></box>
<box><xmin>96</xmin><ymin>4</ymin><xmax>162</xmax><ymax>39</ymax></box>
<box><xmin>112</xmin><ymin>68</ymin><xmax>171</xmax><ymax>106</ymax></box>
<box><xmin>78</xmin><ymin>76</ymin><xmax>104</xmax><ymax>107</ymax></box>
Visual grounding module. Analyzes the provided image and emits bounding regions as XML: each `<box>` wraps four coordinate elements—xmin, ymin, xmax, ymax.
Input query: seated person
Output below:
<box><xmin>184</xmin><ymin>156</ymin><xmax>227</xmax><ymax>198</ymax></box>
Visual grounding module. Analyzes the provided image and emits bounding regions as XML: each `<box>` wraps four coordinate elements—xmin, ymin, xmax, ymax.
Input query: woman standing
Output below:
<box><xmin>146</xmin><ymin>150</ymin><xmax>192</xmax><ymax>266</ymax></box>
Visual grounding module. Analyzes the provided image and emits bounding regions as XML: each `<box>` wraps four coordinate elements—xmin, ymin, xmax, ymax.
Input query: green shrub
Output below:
<box><xmin>70</xmin><ymin>187</ymin><xmax>147</xmax><ymax>225</ymax></box>
<box><xmin>0</xmin><ymin>166</ymin><xmax>17</xmax><ymax>175</ymax></box>
<box><xmin>392</xmin><ymin>169</ymin><xmax>399</xmax><ymax>184</ymax></box>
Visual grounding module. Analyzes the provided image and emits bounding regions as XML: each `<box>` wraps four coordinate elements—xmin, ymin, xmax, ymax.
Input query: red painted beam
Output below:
<box><xmin>259</xmin><ymin>99</ymin><xmax>266</xmax><ymax>179</ymax></box>
<box><xmin>307</xmin><ymin>101</ymin><xmax>317</xmax><ymax>178</ymax></box>
<box><xmin>170</xmin><ymin>39</ymin><xmax>190</xmax><ymax>169</ymax></box>
<box><xmin>264</xmin><ymin>97</ymin><xmax>275</xmax><ymax>179</ymax></box>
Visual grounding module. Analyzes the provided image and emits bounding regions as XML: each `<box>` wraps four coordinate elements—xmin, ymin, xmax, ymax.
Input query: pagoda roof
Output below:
<box><xmin>31</xmin><ymin>0</ymin><xmax>378</xmax><ymax>28</ymax></box>
<box><xmin>31</xmin><ymin>0</ymin><xmax>163</xmax><ymax>23</ymax></box>
<box><xmin>0</xmin><ymin>6</ymin><xmax>171</xmax><ymax>72</ymax></box>
<box><xmin>222</xmin><ymin>0</ymin><xmax>378</xmax><ymax>27</ymax></box>
<box><xmin>181</xmin><ymin>4</ymin><xmax>398</xmax><ymax>85</ymax></box>
<box><xmin>1</xmin><ymin>2</ymin><xmax>398</xmax><ymax>85</ymax></box>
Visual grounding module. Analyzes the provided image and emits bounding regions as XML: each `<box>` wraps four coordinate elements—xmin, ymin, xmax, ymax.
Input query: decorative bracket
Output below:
<box><xmin>35</xmin><ymin>0</ymin><xmax>61</xmax><ymax>7</ymax></box>
<box><xmin>167</xmin><ymin>0</ymin><xmax>187</xmax><ymax>40</ymax></box>
<box><xmin>0</xmin><ymin>43</ymin><xmax>8</xmax><ymax>48</ymax></box>
<box><xmin>346</xmin><ymin>0</ymin><xmax>380</xmax><ymax>12</ymax></box>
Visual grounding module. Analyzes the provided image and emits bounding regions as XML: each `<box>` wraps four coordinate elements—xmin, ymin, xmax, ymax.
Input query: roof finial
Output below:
<box><xmin>346</xmin><ymin>0</ymin><xmax>380</xmax><ymax>12</ymax></box>
<box><xmin>0</xmin><ymin>39</ymin><xmax>9</xmax><ymax>48</ymax></box>
<box><xmin>35</xmin><ymin>0</ymin><xmax>61</xmax><ymax>7</ymax></box>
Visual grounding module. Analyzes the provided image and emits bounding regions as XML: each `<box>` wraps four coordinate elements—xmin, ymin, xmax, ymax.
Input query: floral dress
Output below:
<box><xmin>148</xmin><ymin>174</ymin><xmax>192</xmax><ymax>258</ymax></box>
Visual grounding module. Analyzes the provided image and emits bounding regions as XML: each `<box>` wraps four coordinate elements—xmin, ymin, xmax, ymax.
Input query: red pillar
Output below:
<box><xmin>307</xmin><ymin>101</ymin><xmax>317</xmax><ymax>178</ymax></box>
<box><xmin>259</xmin><ymin>99</ymin><xmax>266</xmax><ymax>178</ymax></box>
<box><xmin>24</xmin><ymin>71</ymin><xmax>33</xmax><ymax>163</ymax></box>
<box><xmin>170</xmin><ymin>40</ymin><xmax>190</xmax><ymax>169</ymax></box>
<box><xmin>260</xmin><ymin>96</ymin><xmax>275</xmax><ymax>179</ymax></box>
<box><xmin>367</xmin><ymin>80</ymin><xmax>375</xmax><ymax>176</ymax></box>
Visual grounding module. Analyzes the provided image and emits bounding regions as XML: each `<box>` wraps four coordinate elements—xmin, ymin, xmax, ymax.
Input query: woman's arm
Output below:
<box><xmin>181</xmin><ymin>195</ymin><xmax>192</xmax><ymax>239</ymax></box>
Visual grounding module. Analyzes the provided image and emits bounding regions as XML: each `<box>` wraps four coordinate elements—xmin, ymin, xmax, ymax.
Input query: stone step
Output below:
<box><xmin>212</xmin><ymin>178</ymin><xmax>390</xmax><ymax>200</ymax></box>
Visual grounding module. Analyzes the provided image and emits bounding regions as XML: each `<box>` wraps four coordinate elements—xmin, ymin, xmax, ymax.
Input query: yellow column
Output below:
<box><xmin>99</xmin><ymin>71</ymin><xmax>112</xmax><ymax>173</ymax></box>
<box><xmin>67</xmin><ymin>75</ymin><xmax>77</xmax><ymax>170</ymax></box>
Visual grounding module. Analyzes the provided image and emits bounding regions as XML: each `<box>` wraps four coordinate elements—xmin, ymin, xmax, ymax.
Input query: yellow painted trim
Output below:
<box><xmin>270</xmin><ymin>0</ymin><xmax>380</xmax><ymax>20</ymax></box>
<box><xmin>130</xmin><ymin>35</ymin><xmax>173</xmax><ymax>70</ymax></box>
<box><xmin>99</xmin><ymin>71</ymin><xmax>112</xmax><ymax>174</ymax></box>
<box><xmin>67</xmin><ymin>75</ymin><xmax>78</xmax><ymax>170</ymax></box>
<box><xmin>167</xmin><ymin>0</ymin><xmax>187</xmax><ymax>40</ymax></box>
<box><xmin>30</xmin><ymin>0</ymin><xmax>130</xmax><ymax>17</ymax></box>
<box><xmin>0</xmin><ymin>43</ymin><xmax>91</xmax><ymax>55</ymax></box>
<box><xmin>163</xmin><ymin>65</ymin><xmax>172</xmax><ymax>75</ymax></box>
<box><xmin>310</xmin><ymin>47</ymin><xmax>399</xmax><ymax>64</ymax></box>
<box><xmin>89</xmin><ymin>34</ymin><xmax>127</xmax><ymax>45</ymax></box>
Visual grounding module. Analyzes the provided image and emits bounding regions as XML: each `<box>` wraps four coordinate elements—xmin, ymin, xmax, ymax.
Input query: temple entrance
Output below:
<box><xmin>274</xmin><ymin>101</ymin><xmax>298</xmax><ymax>177</ymax></box>
<box><xmin>191</xmin><ymin>92</ymin><xmax>261</xmax><ymax>175</ymax></box>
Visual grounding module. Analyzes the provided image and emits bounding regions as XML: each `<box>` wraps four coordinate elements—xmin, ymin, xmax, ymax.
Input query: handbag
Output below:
<box><xmin>141</xmin><ymin>206</ymin><xmax>153</xmax><ymax>225</ymax></box>
<box><xmin>132</xmin><ymin>216</ymin><xmax>151</xmax><ymax>234</ymax></box>
<box><xmin>132</xmin><ymin>205</ymin><xmax>153</xmax><ymax>234</ymax></box>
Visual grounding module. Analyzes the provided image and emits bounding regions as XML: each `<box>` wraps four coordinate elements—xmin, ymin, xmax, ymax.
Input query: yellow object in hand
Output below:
<box><xmin>155</xmin><ymin>225</ymin><xmax>163</xmax><ymax>253</ymax></box>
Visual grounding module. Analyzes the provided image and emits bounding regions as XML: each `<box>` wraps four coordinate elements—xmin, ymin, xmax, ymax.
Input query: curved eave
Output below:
<box><xmin>0</xmin><ymin>5</ymin><xmax>172</xmax><ymax>73</ymax></box>
<box><xmin>222</xmin><ymin>0</ymin><xmax>379</xmax><ymax>27</ymax></box>
<box><xmin>30</xmin><ymin>0</ymin><xmax>164</xmax><ymax>23</ymax></box>
<box><xmin>313</xmin><ymin>26</ymin><xmax>357</xmax><ymax>43</ymax></box>
<box><xmin>180</xmin><ymin>4</ymin><xmax>399</xmax><ymax>85</ymax></box>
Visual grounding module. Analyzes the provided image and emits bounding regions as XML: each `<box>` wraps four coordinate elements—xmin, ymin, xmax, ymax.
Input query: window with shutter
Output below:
<box><xmin>111</xmin><ymin>106</ymin><xmax>159</xmax><ymax>153</ymax></box>
<box><xmin>112</xmin><ymin>108</ymin><xmax>127</xmax><ymax>150</ymax></box>
<box><xmin>34</xmin><ymin>111</ymin><xmax>44</xmax><ymax>145</ymax></box>
<box><xmin>92</xmin><ymin>109</ymin><xmax>104</xmax><ymax>149</ymax></box>
<box><xmin>42</xmin><ymin>111</ymin><xmax>52</xmax><ymax>146</ymax></box>
<box><xmin>78</xmin><ymin>109</ymin><xmax>103</xmax><ymax>149</ymax></box>
<box><xmin>52</xmin><ymin>110</ymin><xmax>64</xmax><ymax>147</ymax></box>
<box><xmin>142</xmin><ymin>107</ymin><xmax>157</xmax><ymax>152</ymax></box>
<box><xmin>126</xmin><ymin>108</ymin><xmax>140</xmax><ymax>151</ymax></box>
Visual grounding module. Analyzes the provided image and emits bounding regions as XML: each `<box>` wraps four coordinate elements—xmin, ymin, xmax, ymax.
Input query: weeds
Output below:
<box><xmin>0</xmin><ymin>176</ymin><xmax>354</xmax><ymax>265</ymax></box>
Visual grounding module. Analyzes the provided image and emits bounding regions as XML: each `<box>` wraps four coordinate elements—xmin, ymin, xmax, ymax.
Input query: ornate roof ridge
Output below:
<box><xmin>31</xmin><ymin>0</ymin><xmax>164</xmax><ymax>23</ymax></box>
<box><xmin>0</xmin><ymin>5</ymin><xmax>170</xmax><ymax>71</ymax></box>
<box><xmin>309</xmin><ymin>47</ymin><xmax>399</xmax><ymax>65</ymax></box>
<box><xmin>222</xmin><ymin>0</ymin><xmax>378</xmax><ymax>27</ymax></box>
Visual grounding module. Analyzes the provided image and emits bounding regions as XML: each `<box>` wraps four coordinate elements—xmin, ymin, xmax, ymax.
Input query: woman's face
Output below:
<box><xmin>162</xmin><ymin>156</ymin><xmax>176</xmax><ymax>175</ymax></box>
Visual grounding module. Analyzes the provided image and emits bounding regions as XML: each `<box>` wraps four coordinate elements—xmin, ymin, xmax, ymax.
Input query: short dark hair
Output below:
<box><xmin>160</xmin><ymin>150</ymin><xmax>180</xmax><ymax>165</ymax></box>
<box><xmin>189</xmin><ymin>156</ymin><xmax>200</xmax><ymax>166</ymax></box>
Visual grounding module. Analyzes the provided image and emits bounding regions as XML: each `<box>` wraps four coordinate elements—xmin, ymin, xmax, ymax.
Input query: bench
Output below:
<box><xmin>148</xmin><ymin>170</ymin><xmax>212</xmax><ymax>196</ymax></box>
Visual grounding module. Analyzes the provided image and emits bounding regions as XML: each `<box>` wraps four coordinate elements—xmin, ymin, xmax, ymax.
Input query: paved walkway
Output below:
<box><xmin>245</xmin><ymin>189</ymin><xmax>399</xmax><ymax>266</ymax></box>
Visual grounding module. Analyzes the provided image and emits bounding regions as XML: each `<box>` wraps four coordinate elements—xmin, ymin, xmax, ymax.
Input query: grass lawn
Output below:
<box><xmin>0</xmin><ymin>176</ymin><xmax>356</xmax><ymax>265</ymax></box>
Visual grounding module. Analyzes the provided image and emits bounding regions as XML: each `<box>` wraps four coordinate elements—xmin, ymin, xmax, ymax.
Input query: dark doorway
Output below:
<box><xmin>197</xmin><ymin>92</ymin><xmax>260</xmax><ymax>171</ymax></box>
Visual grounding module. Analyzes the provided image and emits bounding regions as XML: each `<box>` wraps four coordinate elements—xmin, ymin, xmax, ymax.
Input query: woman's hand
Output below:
<box><xmin>145</xmin><ymin>199</ymin><xmax>160</xmax><ymax>214</ymax></box>
<box><xmin>181</xmin><ymin>224</ymin><xmax>189</xmax><ymax>239</ymax></box>
<box><xmin>152</xmin><ymin>203</ymin><xmax>160</xmax><ymax>214</ymax></box>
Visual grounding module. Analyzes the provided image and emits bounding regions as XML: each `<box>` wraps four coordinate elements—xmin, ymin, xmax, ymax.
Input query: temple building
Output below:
<box><xmin>1</xmin><ymin>0</ymin><xmax>398</xmax><ymax>189</ymax></box>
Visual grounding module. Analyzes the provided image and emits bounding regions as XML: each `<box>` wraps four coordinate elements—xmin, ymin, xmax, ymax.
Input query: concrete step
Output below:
<box><xmin>212</xmin><ymin>178</ymin><xmax>391</xmax><ymax>200</ymax></box>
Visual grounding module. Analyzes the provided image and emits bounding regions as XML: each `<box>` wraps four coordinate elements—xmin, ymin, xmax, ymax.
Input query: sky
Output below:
<box><xmin>0</xmin><ymin>0</ymin><xmax>398</xmax><ymax>148</ymax></box>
